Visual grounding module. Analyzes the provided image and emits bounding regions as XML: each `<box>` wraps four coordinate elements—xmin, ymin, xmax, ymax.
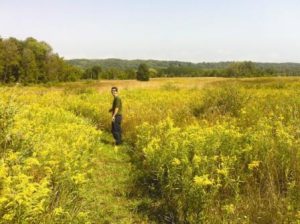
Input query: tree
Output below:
<box><xmin>1</xmin><ymin>38</ymin><xmax>21</xmax><ymax>82</ymax></box>
<box><xmin>101</xmin><ymin>68</ymin><xmax>122</xmax><ymax>80</ymax></box>
<box><xmin>24</xmin><ymin>37</ymin><xmax>52</xmax><ymax>81</ymax></box>
<box><xmin>83</xmin><ymin>65</ymin><xmax>102</xmax><ymax>79</ymax></box>
<box><xmin>124</xmin><ymin>68</ymin><xmax>136</xmax><ymax>79</ymax></box>
<box><xmin>0</xmin><ymin>36</ymin><xmax>82</xmax><ymax>84</ymax></box>
<box><xmin>136</xmin><ymin>63</ymin><xmax>150</xmax><ymax>81</ymax></box>
<box><xmin>149</xmin><ymin>68</ymin><xmax>158</xmax><ymax>78</ymax></box>
<box><xmin>225</xmin><ymin>61</ymin><xmax>258</xmax><ymax>77</ymax></box>
<box><xmin>63</xmin><ymin>64</ymin><xmax>83</xmax><ymax>81</ymax></box>
<box><xmin>20</xmin><ymin>48</ymin><xmax>38</xmax><ymax>83</ymax></box>
<box><xmin>91</xmin><ymin>65</ymin><xmax>102</xmax><ymax>79</ymax></box>
<box><xmin>44</xmin><ymin>54</ymin><xmax>64</xmax><ymax>82</ymax></box>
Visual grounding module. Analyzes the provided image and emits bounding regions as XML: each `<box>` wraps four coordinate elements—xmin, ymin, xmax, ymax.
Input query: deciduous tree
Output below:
<box><xmin>136</xmin><ymin>63</ymin><xmax>150</xmax><ymax>81</ymax></box>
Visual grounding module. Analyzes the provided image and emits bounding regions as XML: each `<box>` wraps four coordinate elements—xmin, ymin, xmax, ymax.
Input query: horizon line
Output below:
<box><xmin>65</xmin><ymin>57</ymin><xmax>300</xmax><ymax>64</ymax></box>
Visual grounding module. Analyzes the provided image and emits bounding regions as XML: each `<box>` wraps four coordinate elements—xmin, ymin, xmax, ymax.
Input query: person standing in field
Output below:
<box><xmin>109</xmin><ymin>87</ymin><xmax>122</xmax><ymax>145</ymax></box>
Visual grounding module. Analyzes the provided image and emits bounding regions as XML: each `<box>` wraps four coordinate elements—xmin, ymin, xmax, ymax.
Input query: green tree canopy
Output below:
<box><xmin>136</xmin><ymin>63</ymin><xmax>150</xmax><ymax>81</ymax></box>
<box><xmin>0</xmin><ymin>36</ymin><xmax>83</xmax><ymax>84</ymax></box>
<box><xmin>225</xmin><ymin>61</ymin><xmax>259</xmax><ymax>77</ymax></box>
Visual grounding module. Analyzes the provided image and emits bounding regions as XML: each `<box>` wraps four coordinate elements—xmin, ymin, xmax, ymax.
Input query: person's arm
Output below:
<box><xmin>112</xmin><ymin>97</ymin><xmax>121</xmax><ymax>121</ymax></box>
<box><xmin>109</xmin><ymin>98</ymin><xmax>115</xmax><ymax>113</ymax></box>
<box><xmin>112</xmin><ymin>107</ymin><xmax>119</xmax><ymax>122</ymax></box>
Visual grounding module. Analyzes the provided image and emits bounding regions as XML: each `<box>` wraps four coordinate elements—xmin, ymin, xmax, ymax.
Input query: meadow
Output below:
<box><xmin>0</xmin><ymin>77</ymin><xmax>300</xmax><ymax>223</ymax></box>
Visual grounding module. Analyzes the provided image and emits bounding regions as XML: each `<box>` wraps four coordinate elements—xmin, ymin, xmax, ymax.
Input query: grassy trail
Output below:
<box><xmin>79</xmin><ymin>78</ymin><xmax>222</xmax><ymax>223</ymax></box>
<box><xmin>84</xmin><ymin>133</ymin><xmax>149</xmax><ymax>224</ymax></box>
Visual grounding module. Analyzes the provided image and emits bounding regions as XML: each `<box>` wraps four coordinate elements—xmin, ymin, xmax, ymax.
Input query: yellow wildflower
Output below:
<box><xmin>194</xmin><ymin>175</ymin><xmax>213</xmax><ymax>186</ymax></box>
<box><xmin>172</xmin><ymin>158</ymin><xmax>181</xmax><ymax>166</ymax></box>
<box><xmin>192</xmin><ymin>155</ymin><xmax>201</xmax><ymax>164</ymax></box>
<box><xmin>223</xmin><ymin>204</ymin><xmax>235</xmax><ymax>214</ymax></box>
<box><xmin>248</xmin><ymin>160</ymin><xmax>260</xmax><ymax>170</ymax></box>
<box><xmin>3</xmin><ymin>213</ymin><xmax>14</xmax><ymax>221</ymax></box>
<box><xmin>217</xmin><ymin>168</ymin><xmax>229</xmax><ymax>176</ymax></box>
<box><xmin>54</xmin><ymin>207</ymin><xmax>64</xmax><ymax>216</ymax></box>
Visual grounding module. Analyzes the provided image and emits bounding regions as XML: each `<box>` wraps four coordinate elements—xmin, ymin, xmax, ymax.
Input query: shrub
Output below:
<box><xmin>193</xmin><ymin>84</ymin><xmax>249</xmax><ymax>119</ymax></box>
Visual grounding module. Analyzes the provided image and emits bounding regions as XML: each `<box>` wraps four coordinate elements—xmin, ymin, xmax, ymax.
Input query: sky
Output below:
<box><xmin>1</xmin><ymin>0</ymin><xmax>300</xmax><ymax>62</ymax></box>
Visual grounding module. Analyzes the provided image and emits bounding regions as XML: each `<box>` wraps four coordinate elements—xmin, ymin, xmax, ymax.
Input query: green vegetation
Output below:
<box><xmin>1</xmin><ymin>36</ymin><xmax>300</xmax><ymax>85</ymax></box>
<box><xmin>69</xmin><ymin>58</ymin><xmax>300</xmax><ymax>78</ymax></box>
<box><xmin>0</xmin><ymin>37</ymin><xmax>82</xmax><ymax>84</ymax></box>
<box><xmin>82</xmin><ymin>65</ymin><xmax>102</xmax><ymax>80</ymax></box>
<box><xmin>0</xmin><ymin>74</ymin><xmax>300</xmax><ymax>223</ymax></box>
<box><xmin>136</xmin><ymin>63</ymin><xmax>150</xmax><ymax>81</ymax></box>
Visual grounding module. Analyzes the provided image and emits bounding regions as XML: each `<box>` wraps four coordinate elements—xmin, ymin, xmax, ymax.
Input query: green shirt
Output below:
<box><xmin>112</xmin><ymin>96</ymin><xmax>122</xmax><ymax>115</ymax></box>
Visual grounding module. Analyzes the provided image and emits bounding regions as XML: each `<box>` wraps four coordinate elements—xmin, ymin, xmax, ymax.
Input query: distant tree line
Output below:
<box><xmin>2</xmin><ymin>36</ymin><xmax>300</xmax><ymax>84</ymax></box>
<box><xmin>160</xmin><ymin>61</ymin><xmax>276</xmax><ymax>78</ymax></box>
<box><xmin>71</xmin><ymin>59</ymin><xmax>300</xmax><ymax>80</ymax></box>
<box><xmin>79</xmin><ymin>61</ymin><xmax>280</xmax><ymax>80</ymax></box>
<box><xmin>84</xmin><ymin>67</ymin><xmax>136</xmax><ymax>80</ymax></box>
<box><xmin>82</xmin><ymin>64</ymin><xmax>152</xmax><ymax>81</ymax></box>
<box><xmin>0</xmin><ymin>37</ymin><xmax>82</xmax><ymax>84</ymax></box>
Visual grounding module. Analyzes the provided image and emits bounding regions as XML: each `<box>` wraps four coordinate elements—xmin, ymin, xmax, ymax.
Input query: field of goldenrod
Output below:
<box><xmin>0</xmin><ymin>77</ymin><xmax>300</xmax><ymax>223</ymax></box>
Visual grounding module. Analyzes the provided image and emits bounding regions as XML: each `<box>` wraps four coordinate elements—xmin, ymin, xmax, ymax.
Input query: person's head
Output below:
<box><xmin>111</xmin><ymin>87</ymin><xmax>118</xmax><ymax>96</ymax></box>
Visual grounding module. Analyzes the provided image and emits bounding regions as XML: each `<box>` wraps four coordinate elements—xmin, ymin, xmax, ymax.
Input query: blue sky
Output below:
<box><xmin>1</xmin><ymin>0</ymin><xmax>300</xmax><ymax>62</ymax></box>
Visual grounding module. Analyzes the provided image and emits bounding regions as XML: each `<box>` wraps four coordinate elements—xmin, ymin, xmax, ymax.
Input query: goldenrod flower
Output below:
<box><xmin>248</xmin><ymin>160</ymin><xmax>260</xmax><ymax>170</ymax></box>
<box><xmin>172</xmin><ymin>158</ymin><xmax>181</xmax><ymax>166</ymax></box>
<box><xmin>194</xmin><ymin>175</ymin><xmax>213</xmax><ymax>186</ymax></box>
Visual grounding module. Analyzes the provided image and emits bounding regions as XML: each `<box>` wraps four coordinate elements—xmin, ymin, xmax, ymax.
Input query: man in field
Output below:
<box><xmin>109</xmin><ymin>87</ymin><xmax>122</xmax><ymax>145</ymax></box>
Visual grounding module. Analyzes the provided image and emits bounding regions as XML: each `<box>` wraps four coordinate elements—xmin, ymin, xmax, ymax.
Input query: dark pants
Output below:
<box><xmin>111</xmin><ymin>115</ymin><xmax>122</xmax><ymax>145</ymax></box>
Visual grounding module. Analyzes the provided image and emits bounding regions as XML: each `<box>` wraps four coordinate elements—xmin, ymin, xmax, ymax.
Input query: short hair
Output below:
<box><xmin>111</xmin><ymin>86</ymin><xmax>118</xmax><ymax>92</ymax></box>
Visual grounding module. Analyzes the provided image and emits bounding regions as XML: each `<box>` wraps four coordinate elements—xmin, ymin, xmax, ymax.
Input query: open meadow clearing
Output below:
<box><xmin>1</xmin><ymin>77</ymin><xmax>300</xmax><ymax>223</ymax></box>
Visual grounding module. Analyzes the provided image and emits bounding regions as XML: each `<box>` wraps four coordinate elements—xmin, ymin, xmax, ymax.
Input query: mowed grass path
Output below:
<box><xmin>83</xmin><ymin>133</ymin><xmax>149</xmax><ymax>224</ymax></box>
